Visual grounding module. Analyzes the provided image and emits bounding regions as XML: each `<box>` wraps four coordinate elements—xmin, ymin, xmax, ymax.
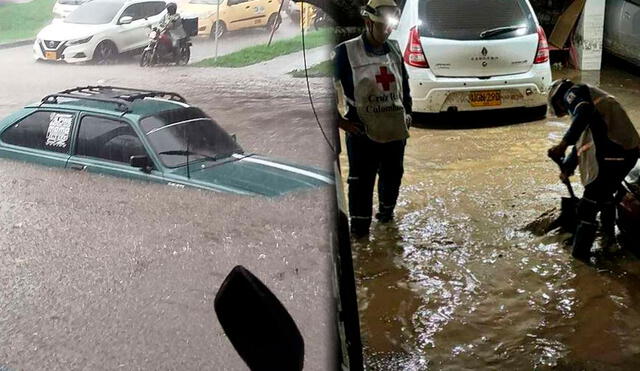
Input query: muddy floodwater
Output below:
<box><xmin>0</xmin><ymin>43</ymin><xmax>336</xmax><ymax>369</ymax></box>
<box><xmin>345</xmin><ymin>59</ymin><xmax>640</xmax><ymax>370</ymax></box>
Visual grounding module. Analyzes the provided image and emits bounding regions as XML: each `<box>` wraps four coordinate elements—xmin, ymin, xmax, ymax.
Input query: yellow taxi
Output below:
<box><xmin>179</xmin><ymin>0</ymin><xmax>282</xmax><ymax>38</ymax></box>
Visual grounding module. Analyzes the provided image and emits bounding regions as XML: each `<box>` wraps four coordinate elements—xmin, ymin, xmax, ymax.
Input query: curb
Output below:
<box><xmin>0</xmin><ymin>39</ymin><xmax>35</xmax><ymax>50</ymax></box>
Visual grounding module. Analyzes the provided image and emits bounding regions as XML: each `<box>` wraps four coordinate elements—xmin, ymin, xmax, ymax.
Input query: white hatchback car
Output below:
<box><xmin>35</xmin><ymin>0</ymin><xmax>167</xmax><ymax>64</ymax></box>
<box><xmin>390</xmin><ymin>0</ymin><xmax>552</xmax><ymax>115</ymax></box>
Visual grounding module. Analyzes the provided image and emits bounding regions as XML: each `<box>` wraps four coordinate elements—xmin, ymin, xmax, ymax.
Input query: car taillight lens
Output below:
<box><xmin>534</xmin><ymin>26</ymin><xmax>549</xmax><ymax>64</ymax></box>
<box><xmin>404</xmin><ymin>26</ymin><xmax>429</xmax><ymax>68</ymax></box>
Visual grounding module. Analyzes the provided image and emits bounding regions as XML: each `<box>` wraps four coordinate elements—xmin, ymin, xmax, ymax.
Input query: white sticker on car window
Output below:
<box><xmin>45</xmin><ymin>112</ymin><xmax>73</xmax><ymax>148</ymax></box>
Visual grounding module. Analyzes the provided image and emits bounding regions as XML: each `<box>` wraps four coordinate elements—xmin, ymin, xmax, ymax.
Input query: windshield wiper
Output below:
<box><xmin>158</xmin><ymin>150</ymin><xmax>218</xmax><ymax>162</ymax></box>
<box><xmin>479</xmin><ymin>25</ymin><xmax>527</xmax><ymax>39</ymax></box>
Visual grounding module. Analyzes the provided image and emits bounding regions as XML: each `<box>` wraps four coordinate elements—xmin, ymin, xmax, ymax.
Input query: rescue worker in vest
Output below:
<box><xmin>333</xmin><ymin>0</ymin><xmax>412</xmax><ymax>237</ymax></box>
<box><xmin>159</xmin><ymin>2</ymin><xmax>186</xmax><ymax>59</ymax></box>
<box><xmin>548</xmin><ymin>79</ymin><xmax>640</xmax><ymax>261</ymax></box>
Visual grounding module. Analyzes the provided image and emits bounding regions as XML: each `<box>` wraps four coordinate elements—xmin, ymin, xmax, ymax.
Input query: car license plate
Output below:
<box><xmin>469</xmin><ymin>90</ymin><xmax>501</xmax><ymax>107</ymax></box>
<box><xmin>45</xmin><ymin>51</ymin><xmax>57</xmax><ymax>60</ymax></box>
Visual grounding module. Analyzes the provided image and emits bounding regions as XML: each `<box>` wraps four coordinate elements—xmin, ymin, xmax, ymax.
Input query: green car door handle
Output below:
<box><xmin>70</xmin><ymin>164</ymin><xmax>87</xmax><ymax>171</ymax></box>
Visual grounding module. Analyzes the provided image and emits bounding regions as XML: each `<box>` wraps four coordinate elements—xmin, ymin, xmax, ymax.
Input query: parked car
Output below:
<box><xmin>604</xmin><ymin>0</ymin><xmax>640</xmax><ymax>67</ymax></box>
<box><xmin>389</xmin><ymin>0</ymin><xmax>552</xmax><ymax>115</ymax></box>
<box><xmin>52</xmin><ymin>0</ymin><xmax>93</xmax><ymax>20</ymax></box>
<box><xmin>34</xmin><ymin>0</ymin><xmax>167</xmax><ymax>64</ymax></box>
<box><xmin>0</xmin><ymin>86</ymin><xmax>333</xmax><ymax>197</ymax></box>
<box><xmin>180</xmin><ymin>0</ymin><xmax>281</xmax><ymax>39</ymax></box>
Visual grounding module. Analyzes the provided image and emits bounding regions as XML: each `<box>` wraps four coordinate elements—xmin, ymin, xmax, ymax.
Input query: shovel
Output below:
<box><xmin>547</xmin><ymin>155</ymin><xmax>579</xmax><ymax>233</ymax></box>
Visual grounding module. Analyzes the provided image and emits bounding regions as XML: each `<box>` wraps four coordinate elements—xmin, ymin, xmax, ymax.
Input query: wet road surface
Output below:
<box><xmin>343</xmin><ymin>58</ymin><xmax>640</xmax><ymax>370</ymax></box>
<box><xmin>0</xmin><ymin>29</ymin><xmax>337</xmax><ymax>370</ymax></box>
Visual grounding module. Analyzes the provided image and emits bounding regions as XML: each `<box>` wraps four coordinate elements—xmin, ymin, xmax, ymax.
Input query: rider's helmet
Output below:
<box><xmin>548</xmin><ymin>79</ymin><xmax>575</xmax><ymax>117</ymax></box>
<box><xmin>166</xmin><ymin>2</ymin><xmax>177</xmax><ymax>15</ymax></box>
<box><xmin>362</xmin><ymin>0</ymin><xmax>401</xmax><ymax>29</ymax></box>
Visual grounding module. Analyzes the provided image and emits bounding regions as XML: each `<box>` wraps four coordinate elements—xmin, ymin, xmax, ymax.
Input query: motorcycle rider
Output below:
<box><xmin>548</xmin><ymin>79</ymin><xmax>640</xmax><ymax>261</ymax></box>
<box><xmin>159</xmin><ymin>2</ymin><xmax>186</xmax><ymax>59</ymax></box>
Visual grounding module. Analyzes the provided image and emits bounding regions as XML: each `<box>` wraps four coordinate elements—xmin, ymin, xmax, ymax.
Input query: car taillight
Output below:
<box><xmin>404</xmin><ymin>26</ymin><xmax>429</xmax><ymax>68</ymax></box>
<box><xmin>534</xmin><ymin>26</ymin><xmax>549</xmax><ymax>64</ymax></box>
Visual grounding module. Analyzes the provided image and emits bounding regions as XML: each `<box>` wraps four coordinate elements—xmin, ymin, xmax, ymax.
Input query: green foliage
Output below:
<box><xmin>0</xmin><ymin>0</ymin><xmax>56</xmax><ymax>44</ymax></box>
<box><xmin>193</xmin><ymin>30</ymin><xmax>331</xmax><ymax>67</ymax></box>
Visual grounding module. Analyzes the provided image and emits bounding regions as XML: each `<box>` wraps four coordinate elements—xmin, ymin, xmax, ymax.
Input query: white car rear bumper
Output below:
<box><xmin>406</xmin><ymin>63</ymin><xmax>552</xmax><ymax>113</ymax></box>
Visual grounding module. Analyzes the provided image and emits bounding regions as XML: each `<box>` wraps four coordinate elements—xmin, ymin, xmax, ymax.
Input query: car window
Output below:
<box><xmin>140</xmin><ymin>107</ymin><xmax>242</xmax><ymax>168</ymax></box>
<box><xmin>121</xmin><ymin>3</ymin><xmax>145</xmax><ymax>21</ymax></box>
<box><xmin>1</xmin><ymin>111</ymin><xmax>74</xmax><ymax>154</ymax></box>
<box><xmin>144</xmin><ymin>1</ymin><xmax>166</xmax><ymax>17</ymax></box>
<box><xmin>65</xmin><ymin>1</ymin><xmax>123</xmax><ymax>24</ymax></box>
<box><xmin>76</xmin><ymin>115</ymin><xmax>147</xmax><ymax>164</ymax></box>
<box><xmin>418</xmin><ymin>0</ymin><xmax>536</xmax><ymax>41</ymax></box>
<box><xmin>228</xmin><ymin>0</ymin><xmax>247</xmax><ymax>6</ymax></box>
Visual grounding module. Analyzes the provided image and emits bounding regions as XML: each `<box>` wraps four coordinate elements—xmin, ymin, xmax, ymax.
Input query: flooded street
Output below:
<box><xmin>0</xmin><ymin>30</ymin><xmax>336</xmax><ymax>369</ymax></box>
<box><xmin>345</xmin><ymin>59</ymin><xmax>640</xmax><ymax>370</ymax></box>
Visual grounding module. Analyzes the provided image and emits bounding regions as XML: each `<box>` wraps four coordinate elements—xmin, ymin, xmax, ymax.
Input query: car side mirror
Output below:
<box><xmin>214</xmin><ymin>266</ymin><xmax>304</xmax><ymax>371</ymax></box>
<box><xmin>231</xmin><ymin>133</ymin><xmax>237</xmax><ymax>143</ymax></box>
<box><xmin>119</xmin><ymin>16</ymin><xmax>133</xmax><ymax>24</ymax></box>
<box><xmin>130</xmin><ymin>155</ymin><xmax>152</xmax><ymax>173</ymax></box>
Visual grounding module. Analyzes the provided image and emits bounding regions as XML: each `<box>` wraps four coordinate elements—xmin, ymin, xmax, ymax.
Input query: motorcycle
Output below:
<box><xmin>140</xmin><ymin>27</ymin><xmax>191</xmax><ymax>67</ymax></box>
<box><xmin>313</xmin><ymin>9</ymin><xmax>334</xmax><ymax>30</ymax></box>
<box><xmin>547</xmin><ymin>154</ymin><xmax>640</xmax><ymax>255</ymax></box>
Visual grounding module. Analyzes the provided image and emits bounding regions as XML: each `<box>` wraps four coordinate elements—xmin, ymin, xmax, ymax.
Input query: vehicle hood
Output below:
<box><xmin>37</xmin><ymin>22</ymin><xmax>111</xmax><ymax>41</ymax></box>
<box><xmin>168</xmin><ymin>154</ymin><xmax>334</xmax><ymax>197</ymax></box>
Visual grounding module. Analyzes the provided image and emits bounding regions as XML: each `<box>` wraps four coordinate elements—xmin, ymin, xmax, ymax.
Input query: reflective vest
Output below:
<box><xmin>343</xmin><ymin>36</ymin><xmax>409</xmax><ymax>143</ymax></box>
<box><xmin>576</xmin><ymin>86</ymin><xmax>640</xmax><ymax>185</ymax></box>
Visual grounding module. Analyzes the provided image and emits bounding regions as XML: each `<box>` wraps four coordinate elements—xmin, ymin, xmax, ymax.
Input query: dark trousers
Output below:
<box><xmin>573</xmin><ymin>153</ymin><xmax>639</xmax><ymax>256</ymax></box>
<box><xmin>346</xmin><ymin>133</ymin><xmax>406</xmax><ymax>231</ymax></box>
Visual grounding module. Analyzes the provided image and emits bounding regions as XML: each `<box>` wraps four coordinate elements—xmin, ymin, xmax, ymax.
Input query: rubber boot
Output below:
<box><xmin>375</xmin><ymin>204</ymin><xmax>395</xmax><ymax>223</ymax></box>
<box><xmin>572</xmin><ymin>221</ymin><xmax>597</xmax><ymax>261</ymax></box>
<box><xmin>600</xmin><ymin>201</ymin><xmax>618</xmax><ymax>254</ymax></box>
<box><xmin>350</xmin><ymin>217</ymin><xmax>371</xmax><ymax>238</ymax></box>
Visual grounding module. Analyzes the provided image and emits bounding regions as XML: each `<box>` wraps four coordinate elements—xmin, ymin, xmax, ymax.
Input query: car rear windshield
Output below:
<box><xmin>140</xmin><ymin>107</ymin><xmax>243</xmax><ymax>168</ymax></box>
<box><xmin>418</xmin><ymin>0</ymin><xmax>536</xmax><ymax>40</ymax></box>
<box><xmin>65</xmin><ymin>1</ymin><xmax>123</xmax><ymax>24</ymax></box>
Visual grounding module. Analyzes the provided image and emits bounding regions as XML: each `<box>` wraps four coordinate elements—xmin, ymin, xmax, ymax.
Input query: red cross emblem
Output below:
<box><xmin>375</xmin><ymin>66</ymin><xmax>396</xmax><ymax>91</ymax></box>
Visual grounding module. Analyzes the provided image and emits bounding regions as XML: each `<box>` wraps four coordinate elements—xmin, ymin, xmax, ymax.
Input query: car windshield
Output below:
<box><xmin>140</xmin><ymin>107</ymin><xmax>243</xmax><ymax>168</ymax></box>
<box><xmin>65</xmin><ymin>1</ymin><xmax>123</xmax><ymax>24</ymax></box>
<box><xmin>189</xmin><ymin>0</ymin><xmax>222</xmax><ymax>4</ymax></box>
<box><xmin>418</xmin><ymin>0</ymin><xmax>536</xmax><ymax>40</ymax></box>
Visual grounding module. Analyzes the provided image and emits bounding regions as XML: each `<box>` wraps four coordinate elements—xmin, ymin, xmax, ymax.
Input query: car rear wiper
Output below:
<box><xmin>479</xmin><ymin>25</ymin><xmax>527</xmax><ymax>39</ymax></box>
<box><xmin>158</xmin><ymin>150</ymin><xmax>218</xmax><ymax>162</ymax></box>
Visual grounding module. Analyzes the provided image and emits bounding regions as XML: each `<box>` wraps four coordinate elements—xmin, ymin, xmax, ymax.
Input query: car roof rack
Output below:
<box><xmin>40</xmin><ymin>86</ymin><xmax>188</xmax><ymax>112</ymax></box>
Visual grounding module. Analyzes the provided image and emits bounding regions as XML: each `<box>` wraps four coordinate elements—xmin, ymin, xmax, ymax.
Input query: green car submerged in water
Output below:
<box><xmin>0</xmin><ymin>86</ymin><xmax>333</xmax><ymax>196</ymax></box>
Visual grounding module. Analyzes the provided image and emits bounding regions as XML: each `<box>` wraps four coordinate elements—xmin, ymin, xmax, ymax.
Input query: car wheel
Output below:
<box><xmin>210</xmin><ymin>21</ymin><xmax>226</xmax><ymax>39</ymax></box>
<box><xmin>140</xmin><ymin>50</ymin><xmax>154</xmax><ymax>67</ymax></box>
<box><xmin>267</xmin><ymin>13</ymin><xmax>281</xmax><ymax>33</ymax></box>
<box><xmin>93</xmin><ymin>41</ymin><xmax>118</xmax><ymax>65</ymax></box>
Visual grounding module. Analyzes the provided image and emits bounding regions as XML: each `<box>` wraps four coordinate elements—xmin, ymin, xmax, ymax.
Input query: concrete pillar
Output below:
<box><xmin>573</xmin><ymin>0</ymin><xmax>606</xmax><ymax>70</ymax></box>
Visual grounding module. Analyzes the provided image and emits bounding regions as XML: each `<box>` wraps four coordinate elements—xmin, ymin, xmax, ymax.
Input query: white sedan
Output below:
<box><xmin>35</xmin><ymin>0</ymin><xmax>167</xmax><ymax>64</ymax></box>
<box><xmin>390</xmin><ymin>0</ymin><xmax>552</xmax><ymax>115</ymax></box>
